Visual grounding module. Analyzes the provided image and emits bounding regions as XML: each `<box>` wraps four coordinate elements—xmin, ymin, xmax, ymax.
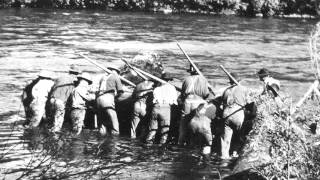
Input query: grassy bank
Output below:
<box><xmin>1</xmin><ymin>0</ymin><xmax>319</xmax><ymax>18</ymax></box>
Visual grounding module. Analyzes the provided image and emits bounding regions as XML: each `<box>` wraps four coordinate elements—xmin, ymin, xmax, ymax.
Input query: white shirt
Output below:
<box><xmin>32</xmin><ymin>79</ymin><xmax>54</xmax><ymax>102</ymax></box>
<box><xmin>153</xmin><ymin>83</ymin><xmax>178</xmax><ymax>105</ymax></box>
<box><xmin>264</xmin><ymin>77</ymin><xmax>280</xmax><ymax>88</ymax></box>
<box><xmin>263</xmin><ymin>77</ymin><xmax>281</xmax><ymax>95</ymax></box>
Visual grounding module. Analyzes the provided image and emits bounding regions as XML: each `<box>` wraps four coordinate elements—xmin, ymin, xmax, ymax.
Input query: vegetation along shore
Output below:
<box><xmin>0</xmin><ymin>0</ymin><xmax>319</xmax><ymax>18</ymax></box>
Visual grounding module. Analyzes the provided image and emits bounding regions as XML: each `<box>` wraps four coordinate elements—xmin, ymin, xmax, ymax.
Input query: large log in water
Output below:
<box><xmin>226</xmin><ymin>94</ymin><xmax>307</xmax><ymax>179</ymax></box>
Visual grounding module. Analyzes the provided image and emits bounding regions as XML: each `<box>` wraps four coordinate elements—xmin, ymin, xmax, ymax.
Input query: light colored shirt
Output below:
<box><xmin>222</xmin><ymin>84</ymin><xmax>249</xmax><ymax>107</ymax></box>
<box><xmin>263</xmin><ymin>77</ymin><xmax>281</xmax><ymax>95</ymax></box>
<box><xmin>71</xmin><ymin>84</ymin><xmax>95</xmax><ymax>109</ymax></box>
<box><xmin>153</xmin><ymin>83</ymin><xmax>178</xmax><ymax>105</ymax></box>
<box><xmin>182</xmin><ymin>75</ymin><xmax>209</xmax><ymax>99</ymax></box>
<box><xmin>32</xmin><ymin>79</ymin><xmax>54</xmax><ymax>102</ymax></box>
<box><xmin>98</xmin><ymin>73</ymin><xmax>123</xmax><ymax>95</ymax></box>
<box><xmin>50</xmin><ymin>75</ymin><xmax>76</xmax><ymax>101</ymax></box>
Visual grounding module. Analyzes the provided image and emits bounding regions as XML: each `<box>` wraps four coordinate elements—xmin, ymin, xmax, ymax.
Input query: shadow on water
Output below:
<box><xmin>0</xmin><ymin>124</ymin><xmax>233</xmax><ymax>179</ymax></box>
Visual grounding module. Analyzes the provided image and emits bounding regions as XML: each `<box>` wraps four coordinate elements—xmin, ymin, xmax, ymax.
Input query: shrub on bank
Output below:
<box><xmin>228</xmin><ymin>93</ymin><xmax>320</xmax><ymax>179</ymax></box>
<box><xmin>2</xmin><ymin>0</ymin><xmax>319</xmax><ymax>17</ymax></box>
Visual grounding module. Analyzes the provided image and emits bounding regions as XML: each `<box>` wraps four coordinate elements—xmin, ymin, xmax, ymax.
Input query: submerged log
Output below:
<box><xmin>228</xmin><ymin>94</ymin><xmax>308</xmax><ymax>179</ymax></box>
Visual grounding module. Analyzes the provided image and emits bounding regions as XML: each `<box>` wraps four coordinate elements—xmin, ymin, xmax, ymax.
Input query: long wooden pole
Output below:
<box><xmin>176</xmin><ymin>42</ymin><xmax>204</xmax><ymax>77</ymax></box>
<box><xmin>121</xmin><ymin>58</ymin><xmax>148</xmax><ymax>81</ymax></box>
<box><xmin>130</xmin><ymin>65</ymin><xmax>182</xmax><ymax>92</ymax></box>
<box><xmin>219</xmin><ymin>65</ymin><xmax>240</xmax><ymax>86</ymax></box>
<box><xmin>79</xmin><ymin>53</ymin><xmax>136</xmax><ymax>87</ymax></box>
<box><xmin>176</xmin><ymin>42</ymin><xmax>215</xmax><ymax>94</ymax></box>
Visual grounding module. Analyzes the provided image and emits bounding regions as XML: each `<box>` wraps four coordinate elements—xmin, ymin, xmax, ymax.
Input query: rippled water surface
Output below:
<box><xmin>0</xmin><ymin>9</ymin><xmax>317</xmax><ymax>179</ymax></box>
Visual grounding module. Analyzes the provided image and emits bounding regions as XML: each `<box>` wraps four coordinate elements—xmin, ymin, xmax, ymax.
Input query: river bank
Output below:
<box><xmin>1</xmin><ymin>0</ymin><xmax>319</xmax><ymax>18</ymax></box>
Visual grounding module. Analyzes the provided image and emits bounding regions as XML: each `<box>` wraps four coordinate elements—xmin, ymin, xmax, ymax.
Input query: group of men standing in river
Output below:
<box><xmin>21</xmin><ymin>55</ymin><xmax>281</xmax><ymax>160</ymax></box>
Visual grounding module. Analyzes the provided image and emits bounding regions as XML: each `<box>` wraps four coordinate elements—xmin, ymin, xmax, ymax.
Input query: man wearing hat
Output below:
<box><xmin>69</xmin><ymin>72</ymin><xmax>95</xmax><ymax>134</ymax></box>
<box><xmin>220</xmin><ymin>72</ymin><xmax>250</xmax><ymax>159</ymax></box>
<box><xmin>130</xmin><ymin>80</ymin><xmax>154</xmax><ymax>139</ymax></box>
<box><xmin>145</xmin><ymin>73</ymin><xmax>178</xmax><ymax>144</ymax></box>
<box><xmin>257</xmin><ymin>68</ymin><xmax>281</xmax><ymax>97</ymax></box>
<box><xmin>47</xmin><ymin>64</ymin><xmax>81</xmax><ymax>132</ymax></box>
<box><xmin>178</xmin><ymin>65</ymin><xmax>211</xmax><ymax>145</ymax></box>
<box><xmin>25</xmin><ymin>70</ymin><xmax>55</xmax><ymax>127</ymax></box>
<box><xmin>96</xmin><ymin>66</ymin><xmax>124</xmax><ymax>136</ymax></box>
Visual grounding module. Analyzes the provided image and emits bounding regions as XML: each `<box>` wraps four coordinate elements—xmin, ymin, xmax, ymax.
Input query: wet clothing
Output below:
<box><xmin>28</xmin><ymin>79</ymin><xmax>54</xmax><ymax>127</ymax></box>
<box><xmin>189</xmin><ymin>112</ymin><xmax>212</xmax><ymax>151</ymax></box>
<box><xmin>130</xmin><ymin>81</ymin><xmax>154</xmax><ymax>138</ymax></box>
<box><xmin>178</xmin><ymin>75</ymin><xmax>210</xmax><ymax>145</ymax></box>
<box><xmin>96</xmin><ymin>93</ymin><xmax>119</xmax><ymax>135</ymax></box>
<box><xmin>220</xmin><ymin>84</ymin><xmax>249</xmax><ymax>159</ymax></box>
<box><xmin>146</xmin><ymin>104</ymin><xmax>171</xmax><ymax>144</ymax></box>
<box><xmin>146</xmin><ymin>83</ymin><xmax>178</xmax><ymax>144</ymax></box>
<box><xmin>49</xmin><ymin>75</ymin><xmax>76</xmax><ymax>132</ymax></box>
<box><xmin>96</xmin><ymin>73</ymin><xmax>123</xmax><ymax>135</ymax></box>
<box><xmin>70</xmin><ymin>83</ymin><xmax>95</xmax><ymax>134</ymax></box>
<box><xmin>70</xmin><ymin>109</ymin><xmax>86</xmax><ymax>134</ymax></box>
<box><xmin>178</xmin><ymin>94</ymin><xmax>207</xmax><ymax>145</ymax></box>
<box><xmin>22</xmin><ymin>78</ymin><xmax>40</xmax><ymax>124</ymax></box>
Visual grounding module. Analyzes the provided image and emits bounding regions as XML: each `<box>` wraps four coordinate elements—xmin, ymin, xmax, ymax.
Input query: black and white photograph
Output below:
<box><xmin>0</xmin><ymin>0</ymin><xmax>320</xmax><ymax>179</ymax></box>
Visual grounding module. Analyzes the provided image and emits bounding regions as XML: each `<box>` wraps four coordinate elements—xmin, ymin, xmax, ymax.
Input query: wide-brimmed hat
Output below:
<box><xmin>77</xmin><ymin>72</ymin><xmax>92</xmax><ymax>84</ymax></box>
<box><xmin>108</xmin><ymin>65</ymin><xmax>120</xmax><ymax>73</ymax></box>
<box><xmin>257</xmin><ymin>68</ymin><xmax>270</xmax><ymax>77</ymax></box>
<box><xmin>38</xmin><ymin>70</ymin><xmax>54</xmax><ymax>79</ymax></box>
<box><xmin>69</xmin><ymin>64</ymin><xmax>81</xmax><ymax>74</ymax></box>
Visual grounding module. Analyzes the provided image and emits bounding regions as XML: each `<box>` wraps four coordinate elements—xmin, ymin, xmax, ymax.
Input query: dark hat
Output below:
<box><xmin>257</xmin><ymin>68</ymin><xmax>270</xmax><ymax>77</ymax></box>
<box><xmin>186</xmin><ymin>64</ymin><xmax>202</xmax><ymax>75</ymax></box>
<box><xmin>161</xmin><ymin>73</ymin><xmax>174</xmax><ymax>81</ymax></box>
<box><xmin>229</xmin><ymin>72</ymin><xmax>241</xmax><ymax>84</ymax></box>
<box><xmin>77</xmin><ymin>72</ymin><xmax>92</xmax><ymax>85</ymax></box>
<box><xmin>69</xmin><ymin>64</ymin><xmax>81</xmax><ymax>74</ymax></box>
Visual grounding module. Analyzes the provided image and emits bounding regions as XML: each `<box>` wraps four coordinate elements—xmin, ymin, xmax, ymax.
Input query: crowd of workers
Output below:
<box><xmin>21</xmin><ymin>56</ymin><xmax>281</xmax><ymax>160</ymax></box>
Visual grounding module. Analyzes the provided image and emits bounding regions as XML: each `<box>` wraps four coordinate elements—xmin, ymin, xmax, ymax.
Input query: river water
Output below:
<box><xmin>0</xmin><ymin>9</ymin><xmax>317</xmax><ymax>179</ymax></box>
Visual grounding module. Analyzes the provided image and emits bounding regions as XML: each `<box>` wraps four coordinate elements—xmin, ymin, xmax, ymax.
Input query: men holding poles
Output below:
<box><xmin>220</xmin><ymin>70</ymin><xmax>250</xmax><ymax>159</ymax></box>
<box><xmin>48</xmin><ymin>64</ymin><xmax>81</xmax><ymax>132</ymax></box>
<box><xmin>176</xmin><ymin>42</ymin><xmax>215</xmax><ymax>146</ymax></box>
<box><xmin>145</xmin><ymin>74</ymin><xmax>178</xmax><ymax>144</ymax></box>
<box><xmin>96</xmin><ymin>66</ymin><xmax>124</xmax><ymax>136</ymax></box>
<box><xmin>178</xmin><ymin>65</ymin><xmax>212</xmax><ymax>145</ymax></box>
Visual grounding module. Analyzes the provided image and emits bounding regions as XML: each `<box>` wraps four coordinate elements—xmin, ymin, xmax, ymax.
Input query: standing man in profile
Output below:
<box><xmin>96</xmin><ymin>66</ymin><xmax>124</xmax><ymax>136</ymax></box>
<box><xmin>25</xmin><ymin>70</ymin><xmax>55</xmax><ymax>128</ymax></box>
<box><xmin>48</xmin><ymin>64</ymin><xmax>81</xmax><ymax>132</ymax></box>
<box><xmin>178</xmin><ymin>65</ymin><xmax>212</xmax><ymax>145</ymax></box>
<box><xmin>220</xmin><ymin>72</ymin><xmax>250</xmax><ymax>159</ymax></box>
